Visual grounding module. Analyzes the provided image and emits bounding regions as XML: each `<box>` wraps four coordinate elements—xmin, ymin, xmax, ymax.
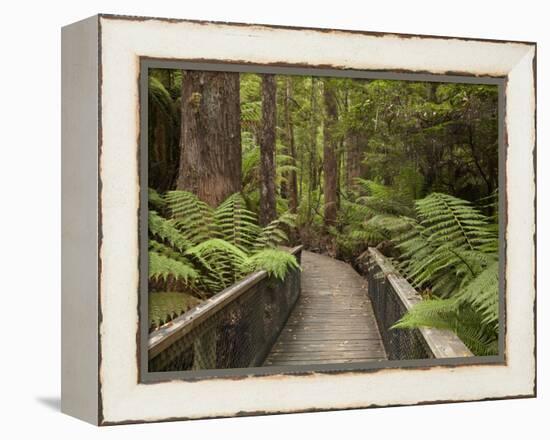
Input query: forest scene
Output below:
<box><xmin>147</xmin><ymin>67</ymin><xmax>500</xmax><ymax>371</ymax></box>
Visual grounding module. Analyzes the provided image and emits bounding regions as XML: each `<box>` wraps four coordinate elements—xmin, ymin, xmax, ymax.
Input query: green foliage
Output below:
<box><xmin>149</xmin><ymin>291</ymin><xmax>200</xmax><ymax>330</ymax></box>
<box><xmin>148</xmin><ymin>76</ymin><xmax>175</xmax><ymax>121</ymax></box>
<box><xmin>335</xmin><ymin>187</ymin><xmax>499</xmax><ymax>355</ymax></box>
<box><xmin>148</xmin><ymin>190</ymin><xmax>299</xmax><ymax>316</ymax></box>
<box><xmin>186</xmin><ymin>238</ymin><xmax>248</xmax><ymax>291</ymax></box>
<box><xmin>149</xmin><ymin>211</ymin><xmax>192</xmax><ymax>252</ymax></box>
<box><xmin>241</xmin><ymin>143</ymin><xmax>299</xmax><ymax>213</ymax></box>
<box><xmin>243</xmin><ymin>249</ymin><xmax>301</xmax><ymax>280</ymax></box>
<box><xmin>330</xmin><ymin>180</ymin><xmax>414</xmax><ymax>259</ymax></box>
<box><xmin>148</xmin><ymin>188</ymin><xmax>166</xmax><ymax>210</ymax></box>
<box><xmin>379</xmin><ymin>192</ymin><xmax>500</xmax><ymax>355</ymax></box>
<box><xmin>255</xmin><ymin>212</ymin><xmax>296</xmax><ymax>249</ymax></box>
<box><xmin>148</xmin><ymin>251</ymin><xmax>198</xmax><ymax>284</ymax></box>
<box><xmin>392</xmin><ymin>299</ymin><xmax>498</xmax><ymax>356</ymax></box>
<box><xmin>214</xmin><ymin>193</ymin><xmax>261</xmax><ymax>252</ymax></box>
<box><xmin>355</xmin><ymin>179</ymin><xmax>415</xmax><ymax>217</ymax></box>
<box><xmin>397</xmin><ymin>193</ymin><xmax>496</xmax><ymax>297</ymax></box>
<box><xmin>164</xmin><ymin>190</ymin><xmax>215</xmax><ymax>244</ymax></box>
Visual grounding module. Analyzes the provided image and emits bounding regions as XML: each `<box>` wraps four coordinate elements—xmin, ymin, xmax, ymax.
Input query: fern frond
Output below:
<box><xmin>454</xmin><ymin>260</ymin><xmax>499</xmax><ymax>329</ymax></box>
<box><xmin>148</xmin><ymin>251</ymin><xmax>198</xmax><ymax>283</ymax></box>
<box><xmin>392</xmin><ymin>299</ymin><xmax>498</xmax><ymax>356</ymax></box>
<box><xmin>242</xmin><ymin>249</ymin><xmax>300</xmax><ymax>280</ymax></box>
<box><xmin>148</xmin><ymin>187</ymin><xmax>166</xmax><ymax>210</ymax></box>
<box><xmin>186</xmin><ymin>238</ymin><xmax>249</xmax><ymax>290</ymax></box>
<box><xmin>394</xmin><ymin>193</ymin><xmax>497</xmax><ymax>298</ymax></box>
<box><xmin>349</xmin><ymin>226</ymin><xmax>386</xmax><ymax>245</ymax></box>
<box><xmin>149</xmin><ymin>76</ymin><xmax>175</xmax><ymax>121</ymax></box>
<box><xmin>148</xmin><ymin>211</ymin><xmax>192</xmax><ymax>252</ymax></box>
<box><xmin>149</xmin><ymin>239</ymin><xmax>192</xmax><ymax>265</ymax></box>
<box><xmin>392</xmin><ymin>298</ymin><xmax>459</xmax><ymax>330</ymax></box>
<box><xmin>164</xmin><ymin>191</ymin><xmax>215</xmax><ymax>244</ymax></box>
<box><xmin>255</xmin><ymin>212</ymin><xmax>296</xmax><ymax>249</ymax></box>
<box><xmin>149</xmin><ymin>291</ymin><xmax>200</xmax><ymax>330</ymax></box>
<box><xmin>214</xmin><ymin>193</ymin><xmax>261</xmax><ymax>252</ymax></box>
<box><xmin>416</xmin><ymin>193</ymin><xmax>492</xmax><ymax>251</ymax></box>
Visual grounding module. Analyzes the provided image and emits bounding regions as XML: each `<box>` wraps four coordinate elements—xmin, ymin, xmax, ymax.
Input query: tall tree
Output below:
<box><xmin>309</xmin><ymin>78</ymin><xmax>319</xmax><ymax>191</ymax></box>
<box><xmin>284</xmin><ymin>77</ymin><xmax>299</xmax><ymax>213</ymax></box>
<box><xmin>323</xmin><ymin>80</ymin><xmax>339</xmax><ymax>227</ymax></box>
<box><xmin>259</xmin><ymin>74</ymin><xmax>277</xmax><ymax>226</ymax></box>
<box><xmin>176</xmin><ymin>70</ymin><xmax>241</xmax><ymax>207</ymax></box>
<box><xmin>346</xmin><ymin>128</ymin><xmax>365</xmax><ymax>189</ymax></box>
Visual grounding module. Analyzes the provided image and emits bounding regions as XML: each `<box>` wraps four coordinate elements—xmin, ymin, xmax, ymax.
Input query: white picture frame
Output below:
<box><xmin>61</xmin><ymin>14</ymin><xmax>536</xmax><ymax>425</ymax></box>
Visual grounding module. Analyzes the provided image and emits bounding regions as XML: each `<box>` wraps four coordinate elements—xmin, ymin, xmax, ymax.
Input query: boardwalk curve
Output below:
<box><xmin>264</xmin><ymin>250</ymin><xmax>387</xmax><ymax>366</ymax></box>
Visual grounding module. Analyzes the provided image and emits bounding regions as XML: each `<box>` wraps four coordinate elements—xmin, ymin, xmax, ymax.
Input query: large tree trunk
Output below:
<box><xmin>323</xmin><ymin>81</ymin><xmax>339</xmax><ymax>227</ymax></box>
<box><xmin>176</xmin><ymin>70</ymin><xmax>241</xmax><ymax>207</ymax></box>
<box><xmin>284</xmin><ymin>77</ymin><xmax>298</xmax><ymax>214</ymax></box>
<box><xmin>259</xmin><ymin>74</ymin><xmax>278</xmax><ymax>226</ymax></box>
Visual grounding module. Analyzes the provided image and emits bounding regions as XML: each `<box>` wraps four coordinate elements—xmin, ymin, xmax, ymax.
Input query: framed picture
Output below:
<box><xmin>61</xmin><ymin>14</ymin><xmax>536</xmax><ymax>425</ymax></box>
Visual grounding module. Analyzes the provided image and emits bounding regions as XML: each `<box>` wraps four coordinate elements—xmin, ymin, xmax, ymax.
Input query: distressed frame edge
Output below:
<box><xmin>97</xmin><ymin>12</ymin><xmax>537</xmax><ymax>47</ymax></box>
<box><xmin>61</xmin><ymin>14</ymin><xmax>101</xmax><ymax>425</ymax></box>
<box><xmin>92</xmin><ymin>15</ymin><xmax>536</xmax><ymax>425</ymax></box>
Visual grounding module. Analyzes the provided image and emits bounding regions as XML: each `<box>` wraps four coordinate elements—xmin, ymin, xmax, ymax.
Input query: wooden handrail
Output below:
<box><xmin>368</xmin><ymin>248</ymin><xmax>473</xmax><ymax>358</ymax></box>
<box><xmin>148</xmin><ymin>245</ymin><xmax>303</xmax><ymax>360</ymax></box>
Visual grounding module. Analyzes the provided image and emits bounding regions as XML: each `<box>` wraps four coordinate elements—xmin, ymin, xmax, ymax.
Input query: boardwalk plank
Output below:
<box><xmin>263</xmin><ymin>250</ymin><xmax>387</xmax><ymax>366</ymax></box>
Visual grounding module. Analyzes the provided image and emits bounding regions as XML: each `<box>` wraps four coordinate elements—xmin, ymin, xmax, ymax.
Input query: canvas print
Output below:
<box><xmin>145</xmin><ymin>67</ymin><xmax>500</xmax><ymax>373</ymax></box>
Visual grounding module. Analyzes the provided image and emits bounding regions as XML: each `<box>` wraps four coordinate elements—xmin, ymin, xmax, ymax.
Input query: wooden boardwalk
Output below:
<box><xmin>264</xmin><ymin>250</ymin><xmax>387</xmax><ymax>366</ymax></box>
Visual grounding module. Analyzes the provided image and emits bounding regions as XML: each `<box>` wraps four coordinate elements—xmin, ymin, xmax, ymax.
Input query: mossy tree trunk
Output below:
<box><xmin>176</xmin><ymin>70</ymin><xmax>242</xmax><ymax>207</ymax></box>
<box><xmin>284</xmin><ymin>77</ymin><xmax>299</xmax><ymax>214</ymax></box>
<box><xmin>259</xmin><ymin>74</ymin><xmax>277</xmax><ymax>226</ymax></box>
<box><xmin>323</xmin><ymin>80</ymin><xmax>339</xmax><ymax>228</ymax></box>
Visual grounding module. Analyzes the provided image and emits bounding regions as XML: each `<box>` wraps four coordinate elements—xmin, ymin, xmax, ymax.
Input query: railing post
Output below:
<box><xmin>361</xmin><ymin>247</ymin><xmax>473</xmax><ymax>360</ymax></box>
<box><xmin>149</xmin><ymin>245</ymin><xmax>303</xmax><ymax>372</ymax></box>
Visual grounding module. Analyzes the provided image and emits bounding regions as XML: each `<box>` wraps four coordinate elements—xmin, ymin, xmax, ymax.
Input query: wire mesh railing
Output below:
<box><xmin>148</xmin><ymin>246</ymin><xmax>302</xmax><ymax>372</ymax></box>
<box><xmin>359</xmin><ymin>248</ymin><xmax>473</xmax><ymax>360</ymax></box>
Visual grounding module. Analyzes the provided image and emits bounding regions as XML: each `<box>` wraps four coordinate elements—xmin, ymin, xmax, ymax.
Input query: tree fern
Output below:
<box><xmin>148</xmin><ymin>251</ymin><xmax>198</xmax><ymax>283</ymax></box>
<box><xmin>148</xmin><ymin>76</ymin><xmax>175</xmax><ymax>122</ymax></box>
<box><xmin>148</xmin><ymin>187</ymin><xmax>166</xmax><ymax>210</ymax></box>
<box><xmin>392</xmin><ymin>299</ymin><xmax>498</xmax><ymax>356</ymax></box>
<box><xmin>415</xmin><ymin>193</ymin><xmax>493</xmax><ymax>251</ymax></box>
<box><xmin>242</xmin><ymin>249</ymin><xmax>300</xmax><ymax>280</ymax></box>
<box><xmin>149</xmin><ymin>239</ymin><xmax>192</xmax><ymax>265</ymax></box>
<box><xmin>453</xmin><ymin>259</ymin><xmax>499</xmax><ymax>329</ymax></box>
<box><xmin>396</xmin><ymin>193</ymin><xmax>496</xmax><ymax>298</ymax></box>
<box><xmin>149</xmin><ymin>211</ymin><xmax>192</xmax><ymax>252</ymax></box>
<box><xmin>331</xmin><ymin>181</ymin><xmax>414</xmax><ymax>258</ymax></box>
<box><xmin>362</xmin><ymin>191</ymin><xmax>499</xmax><ymax>355</ymax></box>
<box><xmin>255</xmin><ymin>212</ymin><xmax>296</xmax><ymax>249</ymax></box>
<box><xmin>164</xmin><ymin>190</ymin><xmax>215</xmax><ymax>245</ymax></box>
<box><xmin>214</xmin><ymin>193</ymin><xmax>261</xmax><ymax>252</ymax></box>
<box><xmin>148</xmin><ymin>188</ymin><xmax>299</xmax><ymax>327</ymax></box>
<box><xmin>186</xmin><ymin>238</ymin><xmax>248</xmax><ymax>282</ymax></box>
<box><xmin>149</xmin><ymin>291</ymin><xmax>200</xmax><ymax>330</ymax></box>
<box><xmin>355</xmin><ymin>178</ymin><xmax>414</xmax><ymax>217</ymax></box>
